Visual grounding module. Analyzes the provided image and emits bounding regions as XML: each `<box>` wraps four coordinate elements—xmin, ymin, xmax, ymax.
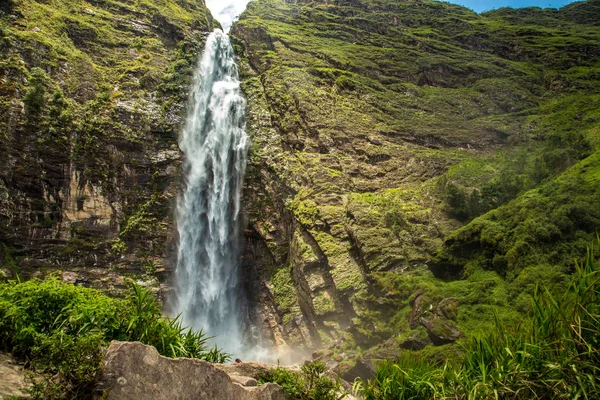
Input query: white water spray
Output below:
<box><xmin>173</xmin><ymin>29</ymin><xmax>249</xmax><ymax>356</ymax></box>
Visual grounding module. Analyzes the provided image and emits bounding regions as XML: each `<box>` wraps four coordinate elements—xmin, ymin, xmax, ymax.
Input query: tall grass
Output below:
<box><xmin>354</xmin><ymin>356</ymin><xmax>438</xmax><ymax>400</ymax></box>
<box><xmin>355</xmin><ymin>241</ymin><xmax>600</xmax><ymax>399</ymax></box>
<box><xmin>0</xmin><ymin>278</ymin><xmax>228</xmax><ymax>399</ymax></box>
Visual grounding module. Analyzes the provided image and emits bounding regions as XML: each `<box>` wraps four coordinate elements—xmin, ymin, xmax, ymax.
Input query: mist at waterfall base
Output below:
<box><xmin>171</xmin><ymin>29</ymin><xmax>270</xmax><ymax>362</ymax></box>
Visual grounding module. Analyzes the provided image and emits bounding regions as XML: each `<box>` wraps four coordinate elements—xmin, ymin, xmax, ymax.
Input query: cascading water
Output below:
<box><xmin>173</xmin><ymin>29</ymin><xmax>249</xmax><ymax>356</ymax></box>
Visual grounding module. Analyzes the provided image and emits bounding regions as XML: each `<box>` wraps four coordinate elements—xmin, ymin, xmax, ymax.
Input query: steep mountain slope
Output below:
<box><xmin>434</xmin><ymin>151</ymin><xmax>600</xmax><ymax>279</ymax></box>
<box><xmin>1</xmin><ymin>0</ymin><xmax>599</xmax><ymax>372</ymax></box>
<box><xmin>0</xmin><ymin>0</ymin><xmax>217</xmax><ymax>295</ymax></box>
<box><xmin>232</xmin><ymin>0</ymin><xmax>600</xmax><ymax>358</ymax></box>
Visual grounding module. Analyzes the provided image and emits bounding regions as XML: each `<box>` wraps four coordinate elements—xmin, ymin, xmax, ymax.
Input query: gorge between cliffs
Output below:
<box><xmin>0</xmin><ymin>0</ymin><xmax>600</xmax><ymax>398</ymax></box>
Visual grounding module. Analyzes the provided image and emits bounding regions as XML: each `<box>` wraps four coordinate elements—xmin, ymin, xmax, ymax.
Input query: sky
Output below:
<box><xmin>205</xmin><ymin>0</ymin><xmax>581</xmax><ymax>32</ymax></box>
<box><xmin>443</xmin><ymin>0</ymin><xmax>579</xmax><ymax>12</ymax></box>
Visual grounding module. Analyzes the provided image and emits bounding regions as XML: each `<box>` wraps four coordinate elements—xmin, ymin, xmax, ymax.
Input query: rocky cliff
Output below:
<box><xmin>231</xmin><ymin>0</ymin><xmax>600</xmax><ymax>359</ymax></box>
<box><xmin>1</xmin><ymin>0</ymin><xmax>600</xmax><ymax>370</ymax></box>
<box><xmin>0</xmin><ymin>0</ymin><xmax>217</xmax><ymax>298</ymax></box>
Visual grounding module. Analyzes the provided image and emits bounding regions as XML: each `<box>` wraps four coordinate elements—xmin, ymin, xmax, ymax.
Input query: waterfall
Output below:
<box><xmin>173</xmin><ymin>29</ymin><xmax>249</xmax><ymax>356</ymax></box>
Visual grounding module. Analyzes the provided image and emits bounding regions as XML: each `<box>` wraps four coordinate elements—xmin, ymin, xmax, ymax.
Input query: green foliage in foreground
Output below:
<box><xmin>0</xmin><ymin>278</ymin><xmax>228</xmax><ymax>399</ymax></box>
<box><xmin>259</xmin><ymin>361</ymin><xmax>345</xmax><ymax>400</ymax></box>
<box><xmin>355</xmin><ymin>243</ymin><xmax>600</xmax><ymax>399</ymax></box>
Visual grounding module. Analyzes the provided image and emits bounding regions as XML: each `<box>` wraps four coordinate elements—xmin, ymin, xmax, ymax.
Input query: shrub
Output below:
<box><xmin>259</xmin><ymin>361</ymin><xmax>345</xmax><ymax>400</ymax></box>
<box><xmin>23</xmin><ymin>67</ymin><xmax>48</xmax><ymax>118</ymax></box>
<box><xmin>0</xmin><ymin>278</ymin><xmax>228</xmax><ymax>399</ymax></box>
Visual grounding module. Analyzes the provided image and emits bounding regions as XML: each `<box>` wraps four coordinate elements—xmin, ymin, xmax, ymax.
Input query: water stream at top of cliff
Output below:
<box><xmin>172</xmin><ymin>29</ymin><xmax>251</xmax><ymax>357</ymax></box>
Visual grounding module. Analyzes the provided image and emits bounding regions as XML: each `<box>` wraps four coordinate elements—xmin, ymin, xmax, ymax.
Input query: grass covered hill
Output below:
<box><xmin>0</xmin><ymin>0</ymin><xmax>217</xmax><ymax>292</ymax></box>
<box><xmin>231</xmin><ymin>0</ymin><xmax>600</xmax><ymax>360</ymax></box>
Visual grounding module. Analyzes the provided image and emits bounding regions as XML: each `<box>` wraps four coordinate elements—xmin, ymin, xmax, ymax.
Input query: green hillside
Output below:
<box><xmin>0</xmin><ymin>0</ymin><xmax>599</xmax><ymax>396</ymax></box>
<box><xmin>232</xmin><ymin>0</ymin><xmax>600</xmax><ymax>364</ymax></box>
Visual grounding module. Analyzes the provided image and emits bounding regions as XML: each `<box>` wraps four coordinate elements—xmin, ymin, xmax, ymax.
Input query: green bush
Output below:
<box><xmin>0</xmin><ymin>278</ymin><xmax>228</xmax><ymax>399</ymax></box>
<box><xmin>23</xmin><ymin>67</ymin><xmax>48</xmax><ymax>118</ymax></box>
<box><xmin>259</xmin><ymin>361</ymin><xmax>345</xmax><ymax>400</ymax></box>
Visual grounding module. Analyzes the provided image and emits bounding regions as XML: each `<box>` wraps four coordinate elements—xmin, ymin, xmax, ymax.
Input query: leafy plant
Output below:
<box><xmin>259</xmin><ymin>361</ymin><xmax>346</xmax><ymax>400</ymax></box>
<box><xmin>23</xmin><ymin>67</ymin><xmax>48</xmax><ymax>118</ymax></box>
<box><xmin>0</xmin><ymin>278</ymin><xmax>228</xmax><ymax>399</ymax></box>
<box><xmin>353</xmin><ymin>356</ymin><xmax>439</xmax><ymax>400</ymax></box>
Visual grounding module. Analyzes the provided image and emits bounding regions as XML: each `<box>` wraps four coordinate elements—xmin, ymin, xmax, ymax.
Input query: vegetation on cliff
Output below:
<box><xmin>433</xmin><ymin>151</ymin><xmax>600</xmax><ymax>280</ymax></box>
<box><xmin>232</xmin><ymin>0</ymin><xmax>600</xmax><ymax>372</ymax></box>
<box><xmin>356</xmin><ymin>243</ymin><xmax>599</xmax><ymax>399</ymax></box>
<box><xmin>0</xmin><ymin>277</ymin><xmax>227</xmax><ymax>399</ymax></box>
<box><xmin>0</xmin><ymin>0</ymin><xmax>599</xmax><ymax>397</ymax></box>
<box><xmin>0</xmin><ymin>0</ymin><xmax>216</xmax><ymax>290</ymax></box>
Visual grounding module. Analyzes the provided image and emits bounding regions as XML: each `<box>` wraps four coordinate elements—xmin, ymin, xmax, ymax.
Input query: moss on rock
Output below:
<box><xmin>0</xmin><ymin>0</ymin><xmax>217</xmax><ymax>290</ymax></box>
<box><xmin>234</xmin><ymin>0</ymin><xmax>600</xmax><ymax>353</ymax></box>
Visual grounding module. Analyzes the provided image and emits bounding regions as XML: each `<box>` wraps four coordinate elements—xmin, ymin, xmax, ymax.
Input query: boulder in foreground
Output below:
<box><xmin>94</xmin><ymin>342</ymin><xmax>286</xmax><ymax>400</ymax></box>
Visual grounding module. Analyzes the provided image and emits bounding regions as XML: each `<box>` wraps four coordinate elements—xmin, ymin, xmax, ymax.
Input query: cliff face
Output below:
<box><xmin>232</xmin><ymin>0</ymin><xmax>600</xmax><ymax>354</ymax></box>
<box><xmin>0</xmin><ymin>0</ymin><xmax>217</xmax><ymax>296</ymax></box>
<box><xmin>2</xmin><ymin>0</ymin><xmax>600</xmax><ymax>366</ymax></box>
